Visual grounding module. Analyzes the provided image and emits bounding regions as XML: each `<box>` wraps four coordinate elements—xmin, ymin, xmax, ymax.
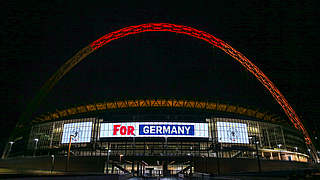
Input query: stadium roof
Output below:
<box><xmin>34</xmin><ymin>98</ymin><xmax>287</xmax><ymax>125</ymax></box>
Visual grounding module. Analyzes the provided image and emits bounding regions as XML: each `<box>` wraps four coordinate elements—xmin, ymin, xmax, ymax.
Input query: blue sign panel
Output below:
<box><xmin>139</xmin><ymin>124</ymin><xmax>194</xmax><ymax>136</ymax></box>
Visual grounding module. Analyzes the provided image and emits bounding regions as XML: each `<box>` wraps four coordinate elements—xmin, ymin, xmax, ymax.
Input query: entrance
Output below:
<box><xmin>145</xmin><ymin>166</ymin><xmax>162</xmax><ymax>176</ymax></box>
<box><xmin>104</xmin><ymin>158</ymin><xmax>193</xmax><ymax>177</ymax></box>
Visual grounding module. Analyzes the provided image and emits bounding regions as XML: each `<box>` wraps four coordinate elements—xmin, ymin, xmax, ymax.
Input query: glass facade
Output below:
<box><xmin>27</xmin><ymin>115</ymin><xmax>309</xmax><ymax>163</ymax></box>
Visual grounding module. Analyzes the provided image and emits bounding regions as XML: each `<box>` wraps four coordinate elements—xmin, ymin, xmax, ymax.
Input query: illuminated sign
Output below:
<box><xmin>139</xmin><ymin>124</ymin><xmax>194</xmax><ymax>136</ymax></box>
<box><xmin>61</xmin><ymin>122</ymin><xmax>92</xmax><ymax>143</ymax></box>
<box><xmin>217</xmin><ymin>122</ymin><xmax>249</xmax><ymax>144</ymax></box>
<box><xmin>100</xmin><ymin>122</ymin><xmax>208</xmax><ymax>138</ymax></box>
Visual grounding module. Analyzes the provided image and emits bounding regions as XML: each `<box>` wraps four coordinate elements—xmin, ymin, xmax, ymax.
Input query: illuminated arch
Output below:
<box><xmin>21</xmin><ymin>23</ymin><xmax>312</xmax><ymax>147</ymax></box>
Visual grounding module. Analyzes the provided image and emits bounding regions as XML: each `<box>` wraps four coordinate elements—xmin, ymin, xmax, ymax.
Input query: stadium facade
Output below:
<box><xmin>3</xmin><ymin>99</ymin><xmax>310</xmax><ymax>176</ymax></box>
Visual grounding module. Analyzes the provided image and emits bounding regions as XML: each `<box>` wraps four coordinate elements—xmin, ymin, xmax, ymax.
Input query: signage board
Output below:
<box><xmin>100</xmin><ymin>122</ymin><xmax>208</xmax><ymax>138</ymax></box>
<box><xmin>61</xmin><ymin>122</ymin><xmax>93</xmax><ymax>143</ymax></box>
<box><xmin>217</xmin><ymin>121</ymin><xmax>249</xmax><ymax>144</ymax></box>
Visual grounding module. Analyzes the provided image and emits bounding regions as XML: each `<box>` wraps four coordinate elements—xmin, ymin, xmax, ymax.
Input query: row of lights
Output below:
<box><xmin>5</xmin><ymin>138</ymin><xmax>39</xmax><ymax>158</ymax></box>
<box><xmin>276</xmin><ymin>144</ymin><xmax>302</xmax><ymax>152</ymax></box>
<box><xmin>5</xmin><ymin>139</ymin><xmax>319</xmax><ymax>160</ymax></box>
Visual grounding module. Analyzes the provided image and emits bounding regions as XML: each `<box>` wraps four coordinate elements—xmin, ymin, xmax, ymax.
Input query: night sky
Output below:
<box><xmin>2</xmin><ymin>1</ymin><xmax>319</xmax><ymax>152</ymax></box>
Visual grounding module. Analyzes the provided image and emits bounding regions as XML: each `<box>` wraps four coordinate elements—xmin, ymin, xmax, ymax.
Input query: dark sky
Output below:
<box><xmin>2</xmin><ymin>1</ymin><xmax>319</xmax><ymax>151</ymax></box>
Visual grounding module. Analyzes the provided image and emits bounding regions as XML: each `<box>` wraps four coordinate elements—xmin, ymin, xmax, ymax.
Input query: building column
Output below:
<box><xmin>163</xmin><ymin>160</ymin><xmax>168</xmax><ymax>176</ymax></box>
<box><xmin>132</xmin><ymin>160</ymin><xmax>135</xmax><ymax>176</ymax></box>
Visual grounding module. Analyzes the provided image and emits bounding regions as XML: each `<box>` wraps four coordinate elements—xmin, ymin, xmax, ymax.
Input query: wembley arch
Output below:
<box><xmin>19</xmin><ymin>23</ymin><xmax>315</xmax><ymax>154</ymax></box>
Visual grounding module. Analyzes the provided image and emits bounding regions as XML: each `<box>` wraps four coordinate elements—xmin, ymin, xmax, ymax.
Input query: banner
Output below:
<box><xmin>217</xmin><ymin>122</ymin><xmax>249</xmax><ymax>144</ymax></box>
<box><xmin>100</xmin><ymin>122</ymin><xmax>208</xmax><ymax>138</ymax></box>
<box><xmin>61</xmin><ymin>122</ymin><xmax>92</xmax><ymax>143</ymax></box>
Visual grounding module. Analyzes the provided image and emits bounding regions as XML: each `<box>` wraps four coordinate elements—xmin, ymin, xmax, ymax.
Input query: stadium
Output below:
<box><xmin>1</xmin><ymin>23</ymin><xmax>319</xmax><ymax>176</ymax></box>
<box><xmin>2</xmin><ymin>99</ymin><xmax>314</xmax><ymax>176</ymax></box>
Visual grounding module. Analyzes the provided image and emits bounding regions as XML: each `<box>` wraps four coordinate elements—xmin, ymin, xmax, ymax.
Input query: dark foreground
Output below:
<box><xmin>0</xmin><ymin>168</ymin><xmax>319</xmax><ymax>180</ymax></box>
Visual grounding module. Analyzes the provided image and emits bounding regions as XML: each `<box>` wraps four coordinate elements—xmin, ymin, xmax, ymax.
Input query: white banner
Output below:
<box><xmin>217</xmin><ymin>122</ymin><xmax>249</xmax><ymax>144</ymax></box>
<box><xmin>61</xmin><ymin>122</ymin><xmax>93</xmax><ymax>143</ymax></box>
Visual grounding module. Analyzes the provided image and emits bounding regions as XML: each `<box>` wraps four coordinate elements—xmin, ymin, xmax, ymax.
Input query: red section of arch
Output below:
<box><xmin>89</xmin><ymin>23</ymin><xmax>311</xmax><ymax>144</ymax></box>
